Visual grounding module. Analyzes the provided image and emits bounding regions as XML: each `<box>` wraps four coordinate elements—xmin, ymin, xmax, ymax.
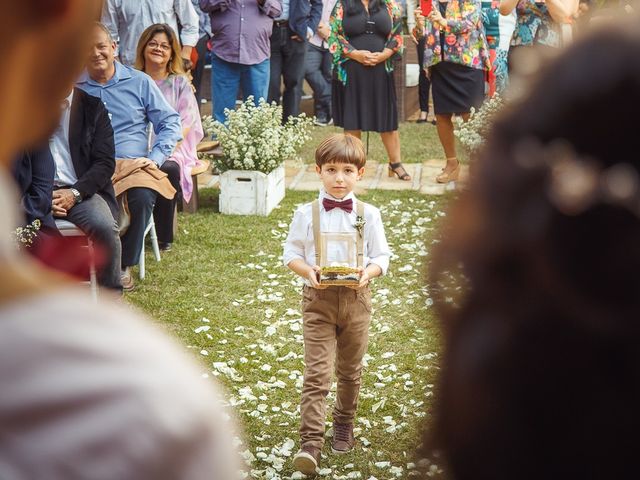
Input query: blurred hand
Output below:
<box><xmin>52</xmin><ymin>189</ymin><xmax>76</xmax><ymax>214</ymax></box>
<box><xmin>317</xmin><ymin>23</ymin><xmax>331</xmax><ymax>39</ymax></box>
<box><xmin>182</xmin><ymin>57</ymin><xmax>193</xmax><ymax>71</ymax></box>
<box><xmin>364</xmin><ymin>51</ymin><xmax>389</xmax><ymax>66</ymax></box>
<box><xmin>350</xmin><ymin>49</ymin><xmax>373</xmax><ymax>65</ymax></box>
<box><xmin>307</xmin><ymin>265</ymin><xmax>328</xmax><ymax>289</ymax></box>
<box><xmin>346</xmin><ymin>267</ymin><xmax>370</xmax><ymax>290</ymax></box>
<box><xmin>428</xmin><ymin>9</ymin><xmax>445</xmax><ymax>27</ymax></box>
<box><xmin>139</xmin><ymin>158</ymin><xmax>157</xmax><ymax>168</ymax></box>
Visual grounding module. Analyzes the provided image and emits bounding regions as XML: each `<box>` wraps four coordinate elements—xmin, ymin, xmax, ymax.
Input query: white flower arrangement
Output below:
<box><xmin>202</xmin><ymin>97</ymin><xmax>313</xmax><ymax>174</ymax></box>
<box><xmin>13</xmin><ymin>219</ymin><xmax>41</xmax><ymax>249</ymax></box>
<box><xmin>454</xmin><ymin>94</ymin><xmax>504</xmax><ymax>155</ymax></box>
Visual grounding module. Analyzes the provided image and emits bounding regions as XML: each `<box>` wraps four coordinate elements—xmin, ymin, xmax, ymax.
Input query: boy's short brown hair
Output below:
<box><xmin>315</xmin><ymin>134</ymin><xmax>366</xmax><ymax>170</ymax></box>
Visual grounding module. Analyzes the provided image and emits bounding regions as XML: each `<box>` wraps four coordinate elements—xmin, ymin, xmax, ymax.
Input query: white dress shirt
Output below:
<box><xmin>283</xmin><ymin>190</ymin><xmax>391</xmax><ymax>282</ymax></box>
<box><xmin>50</xmin><ymin>91</ymin><xmax>78</xmax><ymax>188</ymax></box>
<box><xmin>101</xmin><ymin>0</ymin><xmax>200</xmax><ymax>66</ymax></box>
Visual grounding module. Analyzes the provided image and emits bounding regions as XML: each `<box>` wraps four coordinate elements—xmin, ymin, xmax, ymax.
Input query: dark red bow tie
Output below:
<box><xmin>323</xmin><ymin>197</ymin><xmax>353</xmax><ymax>213</ymax></box>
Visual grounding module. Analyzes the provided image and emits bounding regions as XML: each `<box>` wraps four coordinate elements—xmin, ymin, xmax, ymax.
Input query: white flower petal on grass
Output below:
<box><xmin>265</xmin><ymin>325</ymin><xmax>277</xmax><ymax>336</ymax></box>
<box><xmin>381</xmin><ymin>352</ymin><xmax>395</xmax><ymax>359</ymax></box>
<box><xmin>371</xmin><ymin>398</ymin><xmax>387</xmax><ymax>413</ymax></box>
<box><xmin>389</xmin><ymin>466</ymin><xmax>403</xmax><ymax>477</ymax></box>
<box><xmin>374</xmin><ymin>461</ymin><xmax>391</xmax><ymax>469</ymax></box>
<box><xmin>318</xmin><ymin>467</ymin><xmax>332</xmax><ymax>475</ymax></box>
<box><xmin>194</xmin><ymin>326</ymin><xmax>210</xmax><ymax>333</ymax></box>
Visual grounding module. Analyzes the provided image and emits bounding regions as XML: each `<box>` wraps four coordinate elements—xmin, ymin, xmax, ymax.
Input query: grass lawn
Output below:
<box><xmin>298</xmin><ymin>121</ymin><xmax>467</xmax><ymax>166</ymax></box>
<box><xmin>126</xmin><ymin>182</ymin><xmax>450</xmax><ymax>478</ymax></box>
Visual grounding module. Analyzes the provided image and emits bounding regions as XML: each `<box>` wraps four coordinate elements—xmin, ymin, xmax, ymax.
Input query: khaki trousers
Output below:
<box><xmin>299</xmin><ymin>285</ymin><xmax>372</xmax><ymax>449</ymax></box>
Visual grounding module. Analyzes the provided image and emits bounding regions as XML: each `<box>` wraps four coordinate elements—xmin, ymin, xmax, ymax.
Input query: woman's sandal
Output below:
<box><xmin>435</xmin><ymin>158</ymin><xmax>460</xmax><ymax>184</ymax></box>
<box><xmin>388</xmin><ymin>162</ymin><xmax>412</xmax><ymax>181</ymax></box>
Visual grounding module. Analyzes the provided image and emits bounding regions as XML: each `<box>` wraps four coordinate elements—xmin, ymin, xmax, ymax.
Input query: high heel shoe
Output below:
<box><xmin>388</xmin><ymin>162</ymin><xmax>412</xmax><ymax>181</ymax></box>
<box><xmin>435</xmin><ymin>159</ymin><xmax>460</xmax><ymax>184</ymax></box>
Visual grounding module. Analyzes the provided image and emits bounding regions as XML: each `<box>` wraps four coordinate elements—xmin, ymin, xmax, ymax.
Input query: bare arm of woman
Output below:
<box><xmin>500</xmin><ymin>0</ymin><xmax>520</xmax><ymax>16</ymax></box>
<box><xmin>545</xmin><ymin>0</ymin><xmax>579</xmax><ymax>23</ymax></box>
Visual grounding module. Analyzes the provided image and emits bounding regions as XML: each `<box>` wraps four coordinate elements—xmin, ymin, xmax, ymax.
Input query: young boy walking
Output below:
<box><xmin>283</xmin><ymin>134</ymin><xmax>391</xmax><ymax>475</ymax></box>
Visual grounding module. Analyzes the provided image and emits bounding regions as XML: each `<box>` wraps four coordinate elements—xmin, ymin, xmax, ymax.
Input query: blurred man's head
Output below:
<box><xmin>0</xmin><ymin>0</ymin><xmax>102</xmax><ymax>165</ymax></box>
<box><xmin>86</xmin><ymin>23</ymin><xmax>117</xmax><ymax>82</ymax></box>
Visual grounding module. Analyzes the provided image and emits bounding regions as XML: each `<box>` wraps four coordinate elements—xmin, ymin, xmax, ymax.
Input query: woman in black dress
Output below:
<box><xmin>329</xmin><ymin>0</ymin><xmax>411</xmax><ymax>181</ymax></box>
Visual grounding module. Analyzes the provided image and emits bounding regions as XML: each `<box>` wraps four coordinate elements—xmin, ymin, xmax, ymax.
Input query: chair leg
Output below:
<box><xmin>87</xmin><ymin>239</ymin><xmax>98</xmax><ymax>303</ymax></box>
<box><xmin>150</xmin><ymin>220</ymin><xmax>161</xmax><ymax>262</ymax></box>
<box><xmin>139</xmin><ymin>235</ymin><xmax>146</xmax><ymax>280</ymax></box>
<box><xmin>139</xmin><ymin>213</ymin><xmax>160</xmax><ymax>281</ymax></box>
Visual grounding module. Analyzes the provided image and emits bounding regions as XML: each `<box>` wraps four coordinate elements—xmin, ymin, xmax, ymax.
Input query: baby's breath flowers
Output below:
<box><xmin>454</xmin><ymin>94</ymin><xmax>504</xmax><ymax>155</ymax></box>
<box><xmin>202</xmin><ymin>97</ymin><xmax>313</xmax><ymax>174</ymax></box>
<box><xmin>13</xmin><ymin>219</ymin><xmax>41</xmax><ymax>249</ymax></box>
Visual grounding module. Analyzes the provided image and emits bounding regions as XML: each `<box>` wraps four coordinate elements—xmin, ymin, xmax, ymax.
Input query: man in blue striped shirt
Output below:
<box><xmin>77</xmin><ymin>23</ymin><xmax>182</xmax><ymax>291</ymax></box>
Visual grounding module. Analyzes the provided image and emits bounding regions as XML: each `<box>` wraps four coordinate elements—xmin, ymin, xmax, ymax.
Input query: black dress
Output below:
<box><xmin>332</xmin><ymin>2</ymin><xmax>398</xmax><ymax>132</ymax></box>
<box><xmin>431</xmin><ymin>1</ymin><xmax>484</xmax><ymax>115</ymax></box>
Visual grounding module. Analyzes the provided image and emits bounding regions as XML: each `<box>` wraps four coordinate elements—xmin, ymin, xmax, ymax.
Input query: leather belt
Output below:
<box><xmin>273</xmin><ymin>19</ymin><xmax>289</xmax><ymax>27</ymax></box>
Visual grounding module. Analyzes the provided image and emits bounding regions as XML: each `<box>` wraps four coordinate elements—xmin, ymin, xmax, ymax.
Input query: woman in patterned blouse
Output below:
<box><xmin>420</xmin><ymin>0</ymin><xmax>491</xmax><ymax>183</ymax></box>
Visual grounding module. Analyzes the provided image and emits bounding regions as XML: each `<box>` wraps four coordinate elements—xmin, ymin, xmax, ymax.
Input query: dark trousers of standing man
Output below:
<box><xmin>416</xmin><ymin>35</ymin><xmax>432</xmax><ymax>114</ymax></box>
<box><xmin>304</xmin><ymin>42</ymin><xmax>332</xmax><ymax>123</ymax></box>
<box><xmin>268</xmin><ymin>20</ymin><xmax>307</xmax><ymax>122</ymax></box>
<box><xmin>192</xmin><ymin>34</ymin><xmax>210</xmax><ymax>105</ymax></box>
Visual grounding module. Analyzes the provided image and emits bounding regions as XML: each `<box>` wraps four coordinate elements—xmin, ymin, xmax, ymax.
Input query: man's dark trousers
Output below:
<box><xmin>268</xmin><ymin>22</ymin><xmax>307</xmax><ymax>121</ymax></box>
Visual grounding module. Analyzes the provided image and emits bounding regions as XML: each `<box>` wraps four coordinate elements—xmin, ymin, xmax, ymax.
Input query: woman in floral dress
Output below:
<box><xmin>500</xmin><ymin>0</ymin><xmax>578</xmax><ymax>70</ymax></box>
<box><xmin>135</xmin><ymin>23</ymin><xmax>204</xmax><ymax>251</ymax></box>
<box><xmin>421</xmin><ymin>0</ymin><xmax>491</xmax><ymax>183</ymax></box>
<box><xmin>329</xmin><ymin>0</ymin><xmax>411</xmax><ymax>181</ymax></box>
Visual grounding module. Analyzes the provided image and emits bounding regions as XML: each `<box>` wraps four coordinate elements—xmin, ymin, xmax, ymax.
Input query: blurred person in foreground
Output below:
<box><xmin>135</xmin><ymin>23</ymin><xmax>205</xmax><ymax>252</ymax></box>
<box><xmin>0</xmin><ymin>1</ymin><xmax>238</xmax><ymax>478</ymax></box>
<box><xmin>425</xmin><ymin>15</ymin><xmax>640</xmax><ymax>480</ymax></box>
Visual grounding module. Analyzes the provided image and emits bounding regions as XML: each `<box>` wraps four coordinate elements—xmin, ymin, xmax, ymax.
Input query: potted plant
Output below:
<box><xmin>202</xmin><ymin>97</ymin><xmax>313</xmax><ymax>216</ymax></box>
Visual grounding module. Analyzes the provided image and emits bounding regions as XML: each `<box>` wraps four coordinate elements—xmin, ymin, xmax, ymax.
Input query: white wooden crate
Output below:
<box><xmin>219</xmin><ymin>165</ymin><xmax>285</xmax><ymax>216</ymax></box>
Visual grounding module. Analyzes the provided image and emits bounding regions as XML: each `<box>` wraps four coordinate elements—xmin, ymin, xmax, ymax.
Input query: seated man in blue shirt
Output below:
<box><xmin>77</xmin><ymin>22</ymin><xmax>182</xmax><ymax>291</ymax></box>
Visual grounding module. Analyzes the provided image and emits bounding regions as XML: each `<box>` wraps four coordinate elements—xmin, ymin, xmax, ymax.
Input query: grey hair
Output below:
<box><xmin>93</xmin><ymin>22</ymin><xmax>114</xmax><ymax>42</ymax></box>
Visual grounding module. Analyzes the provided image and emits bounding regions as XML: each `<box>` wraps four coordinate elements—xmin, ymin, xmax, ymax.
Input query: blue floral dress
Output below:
<box><xmin>511</xmin><ymin>0</ymin><xmax>560</xmax><ymax>47</ymax></box>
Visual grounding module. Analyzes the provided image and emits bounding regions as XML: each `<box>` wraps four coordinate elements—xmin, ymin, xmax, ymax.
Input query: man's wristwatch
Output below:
<box><xmin>70</xmin><ymin>188</ymin><xmax>82</xmax><ymax>205</ymax></box>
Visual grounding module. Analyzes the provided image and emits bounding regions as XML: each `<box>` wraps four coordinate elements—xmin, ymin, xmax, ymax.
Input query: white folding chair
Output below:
<box><xmin>138</xmin><ymin>212</ymin><xmax>161</xmax><ymax>280</ymax></box>
<box><xmin>55</xmin><ymin>219</ymin><xmax>98</xmax><ymax>302</ymax></box>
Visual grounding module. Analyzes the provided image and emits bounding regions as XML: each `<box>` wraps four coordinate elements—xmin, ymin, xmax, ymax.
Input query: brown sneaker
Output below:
<box><xmin>293</xmin><ymin>445</ymin><xmax>320</xmax><ymax>476</ymax></box>
<box><xmin>331</xmin><ymin>422</ymin><xmax>354</xmax><ymax>454</ymax></box>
